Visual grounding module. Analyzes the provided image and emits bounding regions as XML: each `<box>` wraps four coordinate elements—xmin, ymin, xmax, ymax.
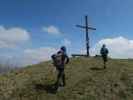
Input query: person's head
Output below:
<box><xmin>102</xmin><ymin>44</ymin><xmax>106</xmax><ymax>48</ymax></box>
<box><xmin>60</xmin><ymin>46</ymin><xmax>66</xmax><ymax>53</ymax></box>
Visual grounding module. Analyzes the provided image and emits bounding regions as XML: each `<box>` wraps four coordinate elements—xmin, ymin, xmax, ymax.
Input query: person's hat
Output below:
<box><xmin>103</xmin><ymin>44</ymin><xmax>106</xmax><ymax>47</ymax></box>
<box><xmin>60</xmin><ymin>46</ymin><xmax>66</xmax><ymax>52</ymax></box>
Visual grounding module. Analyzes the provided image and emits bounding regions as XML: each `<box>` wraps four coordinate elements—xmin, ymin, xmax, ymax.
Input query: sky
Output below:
<box><xmin>0</xmin><ymin>0</ymin><xmax>133</xmax><ymax>66</ymax></box>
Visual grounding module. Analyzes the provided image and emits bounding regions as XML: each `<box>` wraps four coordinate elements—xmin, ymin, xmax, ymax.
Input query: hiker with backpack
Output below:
<box><xmin>51</xmin><ymin>46</ymin><xmax>69</xmax><ymax>90</ymax></box>
<box><xmin>100</xmin><ymin>44</ymin><xmax>109</xmax><ymax>69</ymax></box>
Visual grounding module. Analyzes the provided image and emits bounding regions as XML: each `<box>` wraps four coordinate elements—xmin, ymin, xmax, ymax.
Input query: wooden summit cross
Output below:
<box><xmin>72</xmin><ymin>15</ymin><xmax>96</xmax><ymax>57</ymax></box>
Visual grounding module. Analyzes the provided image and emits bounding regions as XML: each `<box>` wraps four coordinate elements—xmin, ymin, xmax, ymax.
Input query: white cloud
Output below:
<box><xmin>91</xmin><ymin>36</ymin><xmax>133</xmax><ymax>58</ymax></box>
<box><xmin>0</xmin><ymin>26</ymin><xmax>30</xmax><ymax>48</ymax></box>
<box><xmin>62</xmin><ymin>38</ymin><xmax>71</xmax><ymax>47</ymax></box>
<box><xmin>42</xmin><ymin>26</ymin><xmax>62</xmax><ymax>35</ymax></box>
<box><xmin>18</xmin><ymin>47</ymin><xmax>57</xmax><ymax>66</ymax></box>
<box><xmin>1</xmin><ymin>47</ymin><xmax>57</xmax><ymax>67</ymax></box>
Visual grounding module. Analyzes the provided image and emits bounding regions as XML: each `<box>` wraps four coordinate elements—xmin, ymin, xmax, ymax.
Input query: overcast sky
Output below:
<box><xmin>0</xmin><ymin>0</ymin><xmax>133</xmax><ymax>66</ymax></box>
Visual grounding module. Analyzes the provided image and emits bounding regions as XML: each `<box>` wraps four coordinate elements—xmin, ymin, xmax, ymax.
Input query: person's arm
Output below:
<box><xmin>106</xmin><ymin>49</ymin><xmax>109</xmax><ymax>54</ymax></box>
<box><xmin>51</xmin><ymin>54</ymin><xmax>56</xmax><ymax>60</ymax></box>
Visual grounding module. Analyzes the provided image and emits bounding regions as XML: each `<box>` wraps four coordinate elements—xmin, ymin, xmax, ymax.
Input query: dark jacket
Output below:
<box><xmin>100</xmin><ymin>47</ymin><xmax>109</xmax><ymax>56</ymax></box>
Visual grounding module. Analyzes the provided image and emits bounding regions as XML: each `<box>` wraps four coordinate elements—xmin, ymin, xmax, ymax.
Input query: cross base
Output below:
<box><xmin>71</xmin><ymin>54</ymin><xmax>90</xmax><ymax>58</ymax></box>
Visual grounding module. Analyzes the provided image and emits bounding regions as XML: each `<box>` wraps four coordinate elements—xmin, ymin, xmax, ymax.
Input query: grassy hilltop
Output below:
<box><xmin>0</xmin><ymin>57</ymin><xmax>133</xmax><ymax>100</ymax></box>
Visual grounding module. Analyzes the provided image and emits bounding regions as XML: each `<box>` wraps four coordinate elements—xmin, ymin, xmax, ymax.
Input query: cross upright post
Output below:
<box><xmin>76</xmin><ymin>15</ymin><xmax>96</xmax><ymax>57</ymax></box>
<box><xmin>85</xmin><ymin>16</ymin><xmax>89</xmax><ymax>56</ymax></box>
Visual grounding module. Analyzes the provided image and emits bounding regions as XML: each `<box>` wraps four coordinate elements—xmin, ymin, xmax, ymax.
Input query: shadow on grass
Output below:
<box><xmin>34</xmin><ymin>83</ymin><xmax>57</xmax><ymax>94</ymax></box>
<box><xmin>90</xmin><ymin>67</ymin><xmax>104</xmax><ymax>70</ymax></box>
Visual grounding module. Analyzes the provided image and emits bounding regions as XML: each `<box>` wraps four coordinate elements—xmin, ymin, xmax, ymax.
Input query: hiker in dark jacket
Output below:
<box><xmin>100</xmin><ymin>44</ymin><xmax>109</xmax><ymax>69</ymax></box>
<box><xmin>51</xmin><ymin>46</ymin><xmax>69</xmax><ymax>90</ymax></box>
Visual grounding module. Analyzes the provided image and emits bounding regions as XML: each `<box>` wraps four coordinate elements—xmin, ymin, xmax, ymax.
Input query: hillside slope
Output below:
<box><xmin>0</xmin><ymin>57</ymin><xmax>133</xmax><ymax>100</ymax></box>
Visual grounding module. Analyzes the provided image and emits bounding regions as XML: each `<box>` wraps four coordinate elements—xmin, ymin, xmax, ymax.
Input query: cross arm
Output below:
<box><xmin>76</xmin><ymin>25</ymin><xmax>96</xmax><ymax>30</ymax></box>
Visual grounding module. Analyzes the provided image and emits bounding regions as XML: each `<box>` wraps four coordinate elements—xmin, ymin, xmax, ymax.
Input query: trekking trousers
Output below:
<box><xmin>102</xmin><ymin>55</ymin><xmax>108</xmax><ymax>62</ymax></box>
<box><xmin>56</xmin><ymin>68</ymin><xmax>66</xmax><ymax>87</ymax></box>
